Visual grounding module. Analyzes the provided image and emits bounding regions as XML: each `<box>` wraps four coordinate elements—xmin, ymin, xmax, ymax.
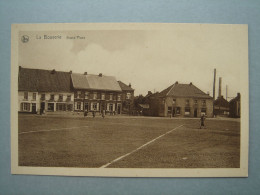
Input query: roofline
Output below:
<box><xmin>72</xmin><ymin>87</ymin><xmax>122</xmax><ymax>92</ymax></box>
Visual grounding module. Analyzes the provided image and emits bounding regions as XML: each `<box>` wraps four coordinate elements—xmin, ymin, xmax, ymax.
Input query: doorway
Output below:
<box><xmin>194</xmin><ymin>108</ymin><xmax>198</xmax><ymax>117</ymax></box>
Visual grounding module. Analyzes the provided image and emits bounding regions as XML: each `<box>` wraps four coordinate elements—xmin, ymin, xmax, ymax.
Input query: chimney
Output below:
<box><xmin>213</xmin><ymin>68</ymin><xmax>216</xmax><ymax>100</ymax></box>
<box><xmin>51</xmin><ymin>69</ymin><xmax>56</xmax><ymax>74</ymax></box>
<box><xmin>175</xmin><ymin>81</ymin><xmax>178</xmax><ymax>84</ymax></box>
<box><xmin>189</xmin><ymin>82</ymin><xmax>192</xmax><ymax>85</ymax></box>
<box><xmin>129</xmin><ymin>83</ymin><xmax>131</xmax><ymax>88</ymax></box>
<box><xmin>19</xmin><ymin>66</ymin><xmax>22</xmax><ymax>71</ymax></box>
<box><xmin>148</xmin><ymin>91</ymin><xmax>152</xmax><ymax>95</ymax></box>
<box><xmin>69</xmin><ymin>70</ymin><xmax>72</xmax><ymax>74</ymax></box>
<box><xmin>84</xmin><ymin>72</ymin><xmax>87</xmax><ymax>75</ymax></box>
<box><xmin>218</xmin><ymin>77</ymin><xmax>222</xmax><ymax>98</ymax></box>
<box><xmin>207</xmin><ymin>91</ymin><xmax>210</xmax><ymax>95</ymax></box>
<box><xmin>99</xmin><ymin>73</ymin><xmax>102</xmax><ymax>77</ymax></box>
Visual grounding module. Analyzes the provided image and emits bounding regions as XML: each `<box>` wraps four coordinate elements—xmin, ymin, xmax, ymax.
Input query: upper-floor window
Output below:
<box><xmin>76</xmin><ymin>91</ymin><xmax>81</xmax><ymax>98</ymax></box>
<box><xmin>202</xmin><ymin>100</ymin><xmax>206</xmax><ymax>106</ymax></box>
<box><xmin>24</xmin><ymin>92</ymin><xmax>28</xmax><ymax>100</ymax></box>
<box><xmin>41</xmin><ymin>94</ymin><xmax>45</xmax><ymax>100</ymax></box>
<box><xmin>185</xmin><ymin>99</ymin><xmax>190</xmax><ymax>106</ymax></box>
<box><xmin>126</xmin><ymin>92</ymin><xmax>131</xmax><ymax>99</ymax></box>
<box><xmin>109</xmin><ymin>94</ymin><xmax>113</xmax><ymax>100</ymax></box>
<box><xmin>59</xmin><ymin>94</ymin><xmax>63</xmax><ymax>101</ymax></box>
<box><xmin>101</xmin><ymin>93</ymin><xmax>105</xmax><ymax>100</ymax></box>
<box><xmin>172</xmin><ymin>99</ymin><xmax>176</xmax><ymax>104</ymax></box>
<box><xmin>50</xmin><ymin>94</ymin><xmax>55</xmax><ymax>101</ymax></box>
<box><xmin>194</xmin><ymin>100</ymin><xmax>198</xmax><ymax>105</ymax></box>
<box><xmin>67</xmin><ymin>95</ymin><xmax>71</xmax><ymax>101</ymax></box>
<box><xmin>118</xmin><ymin>94</ymin><xmax>121</xmax><ymax>101</ymax></box>
<box><xmin>85</xmin><ymin>92</ymin><xmax>89</xmax><ymax>99</ymax></box>
<box><xmin>32</xmin><ymin>93</ymin><xmax>36</xmax><ymax>100</ymax></box>
<box><xmin>93</xmin><ymin>92</ymin><xmax>97</xmax><ymax>100</ymax></box>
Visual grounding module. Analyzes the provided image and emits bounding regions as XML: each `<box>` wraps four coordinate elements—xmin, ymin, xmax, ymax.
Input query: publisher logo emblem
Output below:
<box><xmin>21</xmin><ymin>35</ymin><xmax>29</xmax><ymax>43</ymax></box>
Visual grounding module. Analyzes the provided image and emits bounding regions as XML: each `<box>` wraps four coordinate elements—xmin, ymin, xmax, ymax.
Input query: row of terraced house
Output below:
<box><xmin>18</xmin><ymin>66</ymin><xmax>134</xmax><ymax>115</ymax></box>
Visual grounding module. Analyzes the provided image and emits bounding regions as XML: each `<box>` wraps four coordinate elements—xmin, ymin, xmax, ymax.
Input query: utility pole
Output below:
<box><xmin>213</xmin><ymin>69</ymin><xmax>216</xmax><ymax>100</ymax></box>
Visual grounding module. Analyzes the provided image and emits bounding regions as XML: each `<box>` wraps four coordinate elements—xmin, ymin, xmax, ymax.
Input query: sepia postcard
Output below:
<box><xmin>11</xmin><ymin>23</ymin><xmax>249</xmax><ymax>177</ymax></box>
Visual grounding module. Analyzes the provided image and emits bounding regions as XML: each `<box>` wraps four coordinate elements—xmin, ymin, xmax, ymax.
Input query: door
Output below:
<box><xmin>194</xmin><ymin>108</ymin><xmax>197</xmax><ymax>117</ymax></box>
<box><xmin>32</xmin><ymin>103</ymin><xmax>36</xmax><ymax>113</ymax></box>
<box><xmin>117</xmin><ymin>104</ymin><xmax>121</xmax><ymax>114</ymax></box>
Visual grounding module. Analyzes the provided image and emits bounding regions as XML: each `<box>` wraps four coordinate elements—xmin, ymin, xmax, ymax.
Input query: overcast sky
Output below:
<box><xmin>19</xmin><ymin>24</ymin><xmax>248</xmax><ymax>99</ymax></box>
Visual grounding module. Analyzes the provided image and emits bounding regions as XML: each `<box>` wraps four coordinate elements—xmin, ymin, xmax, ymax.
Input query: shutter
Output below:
<box><xmin>113</xmin><ymin>103</ymin><xmax>115</xmax><ymax>111</ymax></box>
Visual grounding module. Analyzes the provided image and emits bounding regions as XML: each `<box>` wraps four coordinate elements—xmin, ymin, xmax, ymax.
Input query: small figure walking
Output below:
<box><xmin>102</xmin><ymin>109</ymin><xmax>105</xmax><ymax>118</ymax></box>
<box><xmin>200</xmin><ymin>114</ymin><xmax>206</xmax><ymax>129</ymax></box>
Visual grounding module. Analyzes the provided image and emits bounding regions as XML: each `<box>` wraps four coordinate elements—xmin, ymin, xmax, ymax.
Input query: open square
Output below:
<box><xmin>19</xmin><ymin>114</ymin><xmax>240</xmax><ymax>168</ymax></box>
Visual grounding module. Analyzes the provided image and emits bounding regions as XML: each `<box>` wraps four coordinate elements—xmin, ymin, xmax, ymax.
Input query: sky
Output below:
<box><xmin>18</xmin><ymin>24</ymin><xmax>248</xmax><ymax>99</ymax></box>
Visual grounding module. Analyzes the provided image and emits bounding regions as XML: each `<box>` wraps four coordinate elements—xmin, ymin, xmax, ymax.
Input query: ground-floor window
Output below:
<box><xmin>21</xmin><ymin>102</ymin><xmax>30</xmax><ymax>111</ymax></box>
<box><xmin>56</xmin><ymin>103</ymin><xmax>66</xmax><ymax>111</ymax></box>
<box><xmin>84</xmin><ymin>102</ymin><xmax>89</xmax><ymax>111</ymax></box>
<box><xmin>176</xmin><ymin>107</ymin><xmax>181</xmax><ymax>114</ymax></box>
<box><xmin>185</xmin><ymin>107</ymin><xmax>191</xmax><ymax>116</ymax></box>
<box><xmin>167</xmin><ymin>106</ymin><xmax>172</xmax><ymax>114</ymax></box>
<box><xmin>76</xmin><ymin>102</ymin><xmax>81</xmax><ymax>110</ymax></box>
<box><xmin>109</xmin><ymin>103</ymin><xmax>113</xmax><ymax>111</ymax></box>
<box><xmin>201</xmin><ymin>108</ymin><xmax>206</xmax><ymax>116</ymax></box>
<box><xmin>67</xmin><ymin>104</ymin><xmax>73</xmax><ymax>111</ymax></box>
<box><xmin>93</xmin><ymin>103</ymin><xmax>97</xmax><ymax>111</ymax></box>
<box><xmin>48</xmin><ymin>103</ymin><xmax>54</xmax><ymax>111</ymax></box>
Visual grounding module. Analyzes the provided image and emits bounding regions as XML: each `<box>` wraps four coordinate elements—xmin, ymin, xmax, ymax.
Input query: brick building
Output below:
<box><xmin>117</xmin><ymin>81</ymin><xmax>135</xmax><ymax>114</ymax></box>
<box><xmin>147</xmin><ymin>82</ymin><xmax>213</xmax><ymax>117</ymax></box>
<box><xmin>71</xmin><ymin>73</ymin><xmax>123</xmax><ymax>114</ymax></box>
<box><xmin>229</xmin><ymin>93</ymin><xmax>241</xmax><ymax>118</ymax></box>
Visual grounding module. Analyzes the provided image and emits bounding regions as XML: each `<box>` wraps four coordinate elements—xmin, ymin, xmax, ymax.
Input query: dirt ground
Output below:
<box><xmin>18</xmin><ymin>113</ymin><xmax>240</xmax><ymax>168</ymax></box>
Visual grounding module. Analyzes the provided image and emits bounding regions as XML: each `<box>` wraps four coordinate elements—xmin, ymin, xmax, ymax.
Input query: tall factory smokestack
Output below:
<box><xmin>226</xmin><ymin>85</ymin><xmax>228</xmax><ymax>100</ymax></box>
<box><xmin>213</xmin><ymin>69</ymin><xmax>216</xmax><ymax>100</ymax></box>
<box><xmin>218</xmin><ymin>77</ymin><xmax>222</xmax><ymax>98</ymax></box>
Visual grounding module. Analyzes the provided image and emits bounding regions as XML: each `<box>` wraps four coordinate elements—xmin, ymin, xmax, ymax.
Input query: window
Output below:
<box><xmin>21</xmin><ymin>103</ymin><xmax>30</xmax><ymax>111</ymax></box>
<box><xmin>201</xmin><ymin>108</ymin><xmax>206</xmax><ymax>116</ymax></box>
<box><xmin>172</xmin><ymin>99</ymin><xmax>176</xmax><ymax>105</ymax></box>
<box><xmin>32</xmin><ymin>93</ymin><xmax>36</xmax><ymax>100</ymax></box>
<box><xmin>76</xmin><ymin>91</ymin><xmax>81</xmax><ymax>98</ymax></box>
<box><xmin>50</xmin><ymin>94</ymin><xmax>54</xmax><ymax>101</ymax></box>
<box><xmin>59</xmin><ymin>94</ymin><xmax>63</xmax><ymax>101</ymax></box>
<box><xmin>126</xmin><ymin>92</ymin><xmax>131</xmax><ymax>99</ymax></box>
<box><xmin>185</xmin><ymin>107</ymin><xmax>191</xmax><ymax>116</ymax></box>
<box><xmin>93</xmin><ymin>103</ymin><xmax>97</xmax><ymax>110</ymax></box>
<box><xmin>176</xmin><ymin>107</ymin><xmax>181</xmax><ymax>114</ymax></box>
<box><xmin>41</xmin><ymin>94</ymin><xmax>45</xmax><ymax>100</ymax></box>
<box><xmin>118</xmin><ymin>94</ymin><xmax>121</xmax><ymax>101</ymax></box>
<box><xmin>84</xmin><ymin>102</ymin><xmax>89</xmax><ymax>111</ymax></box>
<box><xmin>93</xmin><ymin>93</ymin><xmax>97</xmax><ymax>100</ymax></box>
<box><xmin>67</xmin><ymin>95</ymin><xmax>71</xmax><ymax>101</ymax></box>
<box><xmin>168</xmin><ymin>106</ymin><xmax>172</xmax><ymax>114</ymax></box>
<box><xmin>194</xmin><ymin>100</ymin><xmax>198</xmax><ymax>105</ymax></box>
<box><xmin>185</xmin><ymin>99</ymin><xmax>190</xmax><ymax>106</ymax></box>
<box><xmin>101</xmin><ymin>93</ymin><xmax>105</xmax><ymax>100</ymax></box>
<box><xmin>76</xmin><ymin>102</ymin><xmax>81</xmax><ymax>110</ymax></box>
<box><xmin>202</xmin><ymin>100</ymin><xmax>206</xmax><ymax>107</ymax></box>
<box><xmin>109</xmin><ymin>103</ymin><xmax>113</xmax><ymax>111</ymax></box>
<box><xmin>24</xmin><ymin>92</ymin><xmax>28</xmax><ymax>100</ymax></box>
<box><xmin>48</xmin><ymin>103</ymin><xmax>54</xmax><ymax>111</ymax></box>
<box><xmin>85</xmin><ymin>92</ymin><xmax>89</xmax><ymax>99</ymax></box>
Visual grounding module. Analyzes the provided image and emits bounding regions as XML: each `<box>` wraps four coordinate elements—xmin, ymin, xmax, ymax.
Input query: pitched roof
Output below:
<box><xmin>71</xmin><ymin>73</ymin><xmax>122</xmax><ymax>92</ymax></box>
<box><xmin>159</xmin><ymin>82</ymin><xmax>212</xmax><ymax>99</ymax></box>
<box><xmin>118</xmin><ymin>81</ymin><xmax>134</xmax><ymax>91</ymax></box>
<box><xmin>18</xmin><ymin>67</ymin><xmax>71</xmax><ymax>92</ymax></box>
<box><xmin>214</xmin><ymin>96</ymin><xmax>229</xmax><ymax>107</ymax></box>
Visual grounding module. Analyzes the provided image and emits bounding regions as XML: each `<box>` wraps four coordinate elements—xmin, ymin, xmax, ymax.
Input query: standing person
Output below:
<box><xmin>102</xmin><ymin>109</ymin><xmax>105</xmax><ymax>118</ymax></box>
<box><xmin>92</xmin><ymin>111</ymin><xmax>96</xmax><ymax>118</ymax></box>
<box><xmin>200</xmin><ymin>114</ymin><xmax>206</xmax><ymax>129</ymax></box>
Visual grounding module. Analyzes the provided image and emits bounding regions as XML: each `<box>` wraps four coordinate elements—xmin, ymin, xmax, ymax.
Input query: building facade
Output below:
<box><xmin>18</xmin><ymin>67</ymin><xmax>74</xmax><ymax>113</ymax></box>
<box><xmin>229</xmin><ymin>93</ymin><xmax>241</xmax><ymax>118</ymax></box>
<box><xmin>146</xmin><ymin>82</ymin><xmax>213</xmax><ymax>117</ymax></box>
<box><xmin>71</xmin><ymin>73</ymin><xmax>123</xmax><ymax>114</ymax></box>
<box><xmin>117</xmin><ymin>81</ymin><xmax>135</xmax><ymax>114</ymax></box>
<box><xmin>213</xmin><ymin>96</ymin><xmax>230</xmax><ymax>116</ymax></box>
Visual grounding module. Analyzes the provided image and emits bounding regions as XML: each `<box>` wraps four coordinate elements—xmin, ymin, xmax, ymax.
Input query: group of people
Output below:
<box><xmin>84</xmin><ymin>110</ymin><xmax>107</xmax><ymax>118</ymax></box>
